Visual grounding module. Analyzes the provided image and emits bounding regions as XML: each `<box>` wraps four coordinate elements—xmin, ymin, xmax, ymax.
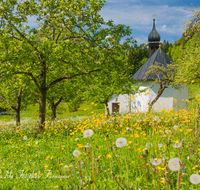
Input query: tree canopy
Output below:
<box><xmin>0</xmin><ymin>0</ymin><xmax>134</xmax><ymax>131</ymax></box>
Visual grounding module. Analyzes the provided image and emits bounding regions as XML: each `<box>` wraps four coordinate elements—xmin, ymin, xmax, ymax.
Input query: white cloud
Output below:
<box><xmin>135</xmin><ymin>35</ymin><xmax>147</xmax><ymax>45</ymax></box>
<box><xmin>100</xmin><ymin>2</ymin><xmax>193</xmax><ymax>43</ymax></box>
<box><xmin>161</xmin><ymin>25</ymin><xmax>167</xmax><ymax>30</ymax></box>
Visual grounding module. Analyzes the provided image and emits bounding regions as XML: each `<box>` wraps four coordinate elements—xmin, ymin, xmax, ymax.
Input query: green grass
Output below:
<box><xmin>0</xmin><ymin>101</ymin><xmax>105</xmax><ymax>123</ymax></box>
<box><xmin>1</xmin><ymin>100</ymin><xmax>200</xmax><ymax>189</ymax></box>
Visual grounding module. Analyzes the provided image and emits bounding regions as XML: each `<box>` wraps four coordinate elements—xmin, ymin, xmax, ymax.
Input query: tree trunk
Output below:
<box><xmin>16</xmin><ymin>87</ymin><xmax>22</xmax><ymax>126</ymax></box>
<box><xmin>51</xmin><ymin>97</ymin><xmax>62</xmax><ymax>120</ymax></box>
<box><xmin>38</xmin><ymin>65</ymin><xmax>47</xmax><ymax>133</ymax></box>
<box><xmin>148</xmin><ymin>85</ymin><xmax>166</xmax><ymax>112</ymax></box>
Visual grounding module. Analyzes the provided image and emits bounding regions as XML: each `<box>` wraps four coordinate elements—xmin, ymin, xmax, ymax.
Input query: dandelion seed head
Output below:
<box><xmin>168</xmin><ymin>158</ymin><xmax>181</xmax><ymax>171</ymax></box>
<box><xmin>116</xmin><ymin>137</ymin><xmax>127</xmax><ymax>148</ymax></box>
<box><xmin>83</xmin><ymin>129</ymin><xmax>93</xmax><ymax>138</ymax></box>
<box><xmin>190</xmin><ymin>174</ymin><xmax>200</xmax><ymax>184</ymax></box>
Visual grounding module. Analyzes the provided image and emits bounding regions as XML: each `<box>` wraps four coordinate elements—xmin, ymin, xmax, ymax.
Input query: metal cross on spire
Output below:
<box><xmin>152</xmin><ymin>13</ymin><xmax>156</xmax><ymax>19</ymax></box>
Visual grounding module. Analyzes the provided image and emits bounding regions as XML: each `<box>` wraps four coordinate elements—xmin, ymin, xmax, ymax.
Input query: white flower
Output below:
<box><xmin>150</xmin><ymin>158</ymin><xmax>162</xmax><ymax>166</ymax></box>
<box><xmin>23</xmin><ymin>136</ymin><xmax>27</xmax><ymax>140</ymax></box>
<box><xmin>75</xmin><ymin>138</ymin><xmax>79</xmax><ymax>141</ymax></box>
<box><xmin>63</xmin><ymin>165</ymin><xmax>69</xmax><ymax>169</ymax></box>
<box><xmin>73</xmin><ymin>150</ymin><xmax>81</xmax><ymax>157</ymax></box>
<box><xmin>168</xmin><ymin>158</ymin><xmax>181</xmax><ymax>171</ymax></box>
<box><xmin>105</xmin><ymin>35</ymin><xmax>112</xmax><ymax>39</ymax></box>
<box><xmin>126</xmin><ymin>128</ymin><xmax>132</xmax><ymax>132</ymax></box>
<box><xmin>116</xmin><ymin>137</ymin><xmax>127</xmax><ymax>148</ymax></box>
<box><xmin>165</xmin><ymin>129</ymin><xmax>171</xmax><ymax>134</ymax></box>
<box><xmin>83</xmin><ymin>129</ymin><xmax>93</xmax><ymax>138</ymax></box>
<box><xmin>146</xmin><ymin>142</ymin><xmax>152</xmax><ymax>148</ymax></box>
<box><xmin>85</xmin><ymin>143</ymin><xmax>91</xmax><ymax>148</ymax></box>
<box><xmin>65</xmin><ymin>125</ymin><xmax>68</xmax><ymax>129</ymax></box>
<box><xmin>173</xmin><ymin>125</ymin><xmax>179</xmax><ymax>130</ymax></box>
<box><xmin>35</xmin><ymin>141</ymin><xmax>38</xmax><ymax>145</ymax></box>
<box><xmin>158</xmin><ymin>144</ymin><xmax>163</xmax><ymax>148</ymax></box>
<box><xmin>190</xmin><ymin>174</ymin><xmax>200</xmax><ymax>184</ymax></box>
<box><xmin>172</xmin><ymin>142</ymin><xmax>182</xmax><ymax>148</ymax></box>
<box><xmin>153</xmin><ymin>116</ymin><xmax>159</xmax><ymax>121</ymax></box>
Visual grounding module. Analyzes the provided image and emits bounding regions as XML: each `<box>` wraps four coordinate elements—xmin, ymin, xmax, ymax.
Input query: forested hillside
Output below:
<box><xmin>167</xmin><ymin>7</ymin><xmax>200</xmax><ymax>82</ymax></box>
<box><xmin>167</xmin><ymin>8</ymin><xmax>200</xmax><ymax>97</ymax></box>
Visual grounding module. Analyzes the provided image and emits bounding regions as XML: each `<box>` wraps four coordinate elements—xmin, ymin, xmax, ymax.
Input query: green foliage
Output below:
<box><xmin>161</xmin><ymin>39</ymin><xmax>172</xmax><ymax>54</ymax></box>
<box><xmin>174</xmin><ymin>33</ymin><xmax>200</xmax><ymax>84</ymax></box>
<box><xmin>182</xmin><ymin>7</ymin><xmax>200</xmax><ymax>40</ymax></box>
<box><xmin>128</xmin><ymin>43</ymin><xmax>148</xmax><ymax>74</ymax></box>
<box><xmin>0</xmin><ymin>0</ymin><xmax>134</xmax><ymax>127</ymax></box>
<box><xmin>167</xmin><ymin>7</ymin><xmax>200</xmax><ymax>85</ymax></box>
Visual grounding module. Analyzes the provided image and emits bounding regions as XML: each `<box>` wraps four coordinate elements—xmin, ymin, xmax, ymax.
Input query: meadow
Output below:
<box><xmin>0</xmin><ymin>95</ymin><xmax>200</xmax><ymax>190</ymax></box>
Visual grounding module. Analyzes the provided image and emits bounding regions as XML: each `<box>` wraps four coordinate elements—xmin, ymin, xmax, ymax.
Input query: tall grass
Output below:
<box><xmin>0</xmin><ymin>97</ymin><xmax>200</xmax><ymax>189</ymax></box>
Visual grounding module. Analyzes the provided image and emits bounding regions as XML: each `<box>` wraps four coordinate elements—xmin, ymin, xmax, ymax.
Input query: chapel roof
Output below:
<box><xmin>148</xmin><ymin>18</ymin><xmax>160</xmax><ymax>42</ymax></box>
<box><xmin>131</xmin><ymin>48</ymin><xmax>173</xmax><ymax>81</ymax></box>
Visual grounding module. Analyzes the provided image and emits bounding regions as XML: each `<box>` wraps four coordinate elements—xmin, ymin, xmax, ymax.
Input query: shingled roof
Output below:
<box><xmin>131</xmin><ymin>48</ymin><xmax>173</xmax><ymax>81</ymax></box>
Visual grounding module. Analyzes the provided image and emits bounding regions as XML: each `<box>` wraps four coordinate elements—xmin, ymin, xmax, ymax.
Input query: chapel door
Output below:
<box><xmin>112</xmin><ymin>103</ymin><xmax>119</xmax><ymax>113</ymax></box>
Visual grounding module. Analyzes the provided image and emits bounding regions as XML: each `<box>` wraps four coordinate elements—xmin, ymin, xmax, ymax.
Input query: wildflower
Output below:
<box><xmin>190</xmin><ymin>174</ymin><xmax>200</xmax><ymax>184</ymax></box>
<box><xmin>107</xmin><ymin>154</ymin><xmax>112</xmax><ymax>158</ymax></box>
<box><xmin>63</xmin><ymin>165</ymin><xmax>69</xmax><ymax>169</ymax></box>
<box><xmin>23</xmin><ymin>136</ymin><xmax>27</xmax><ymax>140</ymax></box>
<box><xmin>105</xmin><ymin>35</ymin><xmax>112</xmax><ymax>39</ymax></box>
<box><xmin>158</xmin><ymin>144</ymin><xmax>163</xmax><ymax>148</ymax></box>
<box><xmin>173</xmin><ymin>125</ymin><xmax>179</xmax><ymax>130</ymax></box>
<box><xmin>153</xmin><ymin>116</ymin><xmax>159</xmax><ymax>121</ymax></box>
<box><xmin>168</xmin><ymin>158</ymin><xmax>181</xmax><ymax>171</ymax></box>
<box><xmin>85</xmin><ymin>143</ymin><xmax>91</xmax><ymax>148</ymax></box>
<box><xmin>35</xmin><ymin>141</ymin><xmax>38</xmax><ymax>145</ymax></box>
<box><xmin>126</xmin><ymin>128</ymin><xmax>131</xmax><ymax>132</ymax></box>
<box><xmin>73</xmin><ymin>150</ymin><xmax>81</xmax><ymax>157</ymax></box>
<box><xmin>165</xmin><ymin>129</ymin><xmax>171</xmax><ymax>134</ymax></box>
<box><xmin>172</xmin><ymin>141</ymin><xmax>182</xmax><ymax>148</ymax></box>
<box><xmin>83</xmin><ymin>129</ymin><xmax>93</xmax><ymax>138</ymax></box>
<box><xmin>75</xmin><ymin>138</ymin><xmax>79</xmax><ymax>141</ymax></box>
<box><xmin>150</xmin><ymin>158</ymin><xmax>162</xmax><ymax>166</ymax></box>
<box><xmin>116</xmin><ymin>137</ymin><xmax>127</xmax><ymax>148</ymax></box>
<box><xmin>146</xmin><ymin>142</ymin><xmax>152</xmax><ymax>148</ymax></box>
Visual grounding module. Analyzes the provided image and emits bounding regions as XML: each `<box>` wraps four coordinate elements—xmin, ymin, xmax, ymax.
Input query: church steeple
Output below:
<box><xmin>148</xmin><ymin>14</ymin><xmax>161</xmax><ymax>58</ymax></box>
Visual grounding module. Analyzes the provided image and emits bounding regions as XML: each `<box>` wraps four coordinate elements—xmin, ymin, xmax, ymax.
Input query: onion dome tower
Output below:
<box><xmin>148</xmin><ymin>14</ymin><xmax>161</xmax><ymax>58</ymax></box>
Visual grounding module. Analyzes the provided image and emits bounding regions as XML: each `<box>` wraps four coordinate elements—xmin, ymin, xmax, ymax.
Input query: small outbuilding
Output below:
<box><xmin>106</xmin><ymin>17</ymin><xmax>188</xmax><ymax>114</ymax></box>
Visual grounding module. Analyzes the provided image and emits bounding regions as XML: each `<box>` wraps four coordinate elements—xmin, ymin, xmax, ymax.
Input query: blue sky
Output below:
<box><xmin>100</xmin><ymin>0</ymin><xmax>200</xmax><ymax>45</ymax></box>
